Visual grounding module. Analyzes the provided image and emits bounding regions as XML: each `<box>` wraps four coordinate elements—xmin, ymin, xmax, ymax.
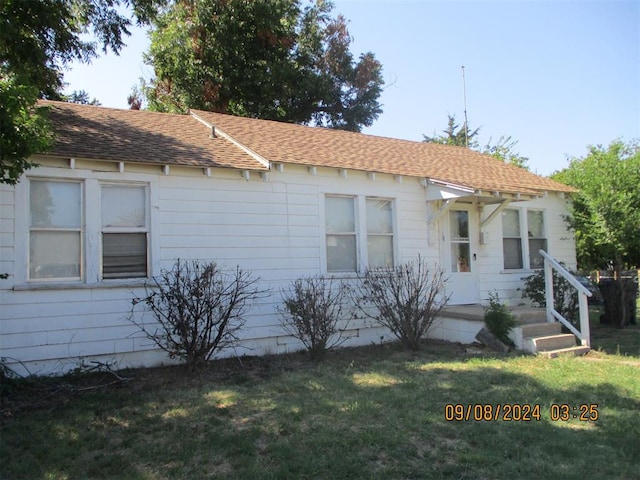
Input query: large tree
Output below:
<box><xmin>142</xmin><ymin>0</ymin><xmax>384</xmax><ymax>132</ymax></box>
<box><xmin>553</xmin><ymin>140</ymin><xmax>640</xmax><ymax>327</ymax></box>
<box><xmin>0</xmin><ymin>0</ymin><xmax>160</xmax><ymax>184</ymax></box>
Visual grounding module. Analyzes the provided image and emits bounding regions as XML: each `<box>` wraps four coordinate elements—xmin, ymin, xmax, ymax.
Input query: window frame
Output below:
<box><xmin>100</xmin><ymin>183</ymin><xmax>150</xmax><ymax>280</ymax></box>
<box><xmin>324</xmin><ymin>194</ymin><xmax>396</xmax><ymax>274</ymax></box>
<box><xmin>16</xmin><ymin>167</ymin><xmax>158</xmax><ymax>288</ymax></box>
<box><xmin>501</xmin><ymin>207</ymin><xmax>547</xmax><ymax>271</ymax></box>
<box><xmin>28</xmin><ymin>179</ymin><xmax>84</xmax><ymax>282</ymax></box>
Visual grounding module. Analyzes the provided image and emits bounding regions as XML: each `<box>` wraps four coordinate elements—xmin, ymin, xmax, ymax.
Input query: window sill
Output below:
<box><xmin>500</xmin><ymin>268</ymin><xmax>542</xmax><ymax>275</ymax></box>
<box><xmin>13</xmin><ymin>279</ymin><xmax>151</xmax><ymax>291</ymax></box>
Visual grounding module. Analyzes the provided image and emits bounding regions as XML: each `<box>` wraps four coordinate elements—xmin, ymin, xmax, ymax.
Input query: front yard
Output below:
<box><xmin>1</xmin><ymin>317</ymin><xmax>639</xmax><ymax>480</ymax></box>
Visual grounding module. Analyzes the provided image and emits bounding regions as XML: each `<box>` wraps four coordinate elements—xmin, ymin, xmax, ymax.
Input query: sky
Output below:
<box><xmin>62</xmin><ymin>0</ymin><xmax>640</xmax><ymax>176</ymax></box>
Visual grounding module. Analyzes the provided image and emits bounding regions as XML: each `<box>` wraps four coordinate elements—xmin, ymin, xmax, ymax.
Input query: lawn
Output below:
<box><xmin>1</xmin><ymin>318</ymin><xmax>639</xmax><ymax>480</ymax></box>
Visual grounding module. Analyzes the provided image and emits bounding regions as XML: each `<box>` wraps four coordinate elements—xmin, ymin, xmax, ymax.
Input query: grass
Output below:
<box><xmin>1</xmin><ymin>320</ymin><xmax>639</xmax><ymax>479</ymax></box>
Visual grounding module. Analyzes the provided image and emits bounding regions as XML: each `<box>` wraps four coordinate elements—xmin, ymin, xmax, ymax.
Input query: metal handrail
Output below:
<box><xmin>539</xmin><ymin>250</ymin><xmax>592</xmax><ymax>347</ymax></box>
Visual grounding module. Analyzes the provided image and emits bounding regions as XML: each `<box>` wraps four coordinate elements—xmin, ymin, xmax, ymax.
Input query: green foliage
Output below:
<box><xmin>64</xmin><ymin>90</ymin><xmax>101</xmax><ymax>105</ymax></box>
<box><xmin>0</xmin><ymin>0</ymin><xmax>160</xmax><ymax>183</ymax></box>
<box><xmin>129</xmin><ymin>259</ymin><xmax>267</xmax><ymax>369</ymax></box>
<box><xmin>278</xmin><ymin>276</ymin><xmax>352</xmax><ymax>360</ymax></box>
<box><xmin>423</xmin><ymin>116</ymin><xmax>530</xmax><ymax>170</ymax></box>
<box><xmin>0</xmin><ymin>79</ymin><xmax>53</xmax><ymax>184</ymax></box>
<box><xmin>552</xmin><ymin>140</ymin><xmax>640</xmax><ymax>272</ymax></box>
<box><xmin>423</xmin><ymin>114</ymin><xmax>480</xmax><ymax>148</ymax></box>
<box><xmin>521</xmin><ymin>267</ymin><xmax>579</xmax><ymax>326</ymax></box>
<box><xmin>482</xmin><ymin>135</ymin><xmax>530</xmax><ymax>170</ymax></box>
<box><xmin>483</xmin><ymin>292</ymin><xmax>517</xmax><ymax>347</ymax></box>
<box><xmin>355</xmin><ymin>258</ymin><xmax>449</xmax><ymax>350</ymax></box>
<box><xmin>143</xmin><ymin>0</ymin><xmax>384</xmax><ymax>131</ymax></box>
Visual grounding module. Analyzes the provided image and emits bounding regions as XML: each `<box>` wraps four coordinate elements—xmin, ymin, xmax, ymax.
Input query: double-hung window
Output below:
<box><xmin>26</xmin><ymin>176</ymin><xmax>151</xmax><ymax>283</ymax></box>
<box><xmin>325</xmin><ymin>195</ymin><xmax>395</xmax><ymax>273</ymax></box>
<box><xmin>29</xmin><ymin>180</ymin><xmax>83</xmax><ymax>280</ymax></box>
<box><xmin>101</xmin><ymin>185</ymin><xmax>149</xmax><ymax>279</ymax></box>
<box><xmin>502</xmin><ymin>208</ymin><xmax>547</xmax><ymax>270</ymax></box>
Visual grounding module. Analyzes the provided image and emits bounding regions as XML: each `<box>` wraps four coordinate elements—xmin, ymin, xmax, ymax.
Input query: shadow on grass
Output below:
<box><xmin>1</xmin><ymin>342</ymin><xmax>639</xmax><ymax>479</ymax></box>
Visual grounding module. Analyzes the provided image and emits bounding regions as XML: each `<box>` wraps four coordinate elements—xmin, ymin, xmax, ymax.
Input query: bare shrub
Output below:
<box><xmin>129</xmin><ymin>259</ymin><xmax>267</xmax><ymax>369</ymax></box>
<box><xmin>355</xmin><ymin>258</ymin><xmax>450</xmax><ymax>350</ymax></box>
<box><xmin>278</xmin><ymin>276</ymin><xmax>352</xmax><ymax>360</ymax></box>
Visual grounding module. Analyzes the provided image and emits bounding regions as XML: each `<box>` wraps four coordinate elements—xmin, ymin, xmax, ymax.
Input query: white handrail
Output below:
<box><xmin>539</xmin><ymin>250</ymin><xmax>592</xmax><ymax>347</ymax></box>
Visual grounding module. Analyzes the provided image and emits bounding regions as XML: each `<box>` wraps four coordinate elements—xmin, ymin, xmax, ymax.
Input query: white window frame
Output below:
<box><xmin>502</xmin><ymin>207</ymin><xmax>547</xmax><ymax>271</ymax></box>
<box><xmin>324</xmin><ymin>194</ymin><xmax>396</xmax><ymax>274</ymax></box>
<box><xmin>100</xmin><ymin>183</ymin><xmax>150</xmax><ymax>280</ymax></box>
<box><xmin>15</xmin><ymin>167</ymin><xmax>158</xmax><ymax>287</ymax></box>
<box><xmin>28</xmin><ymin>179</ymin><xmax>84</xmax><ymax>282</ymax></box>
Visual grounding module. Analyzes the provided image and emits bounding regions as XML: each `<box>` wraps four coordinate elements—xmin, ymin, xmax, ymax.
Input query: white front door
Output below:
<box><xmin>444</xmin><ymin>207</ymin><xmax>479</xmax><ymax>304</ymax></box>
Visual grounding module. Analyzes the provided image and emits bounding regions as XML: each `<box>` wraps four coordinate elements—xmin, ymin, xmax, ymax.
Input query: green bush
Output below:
<box><xmin>521</xmin><ymin>267</ymin><xmax>578</xmax><ymax>326</ymax></box>
<box><xmin>483</xmin><ymin>292</ymin><xmax>517</xmax><ymax>347</ymax></box>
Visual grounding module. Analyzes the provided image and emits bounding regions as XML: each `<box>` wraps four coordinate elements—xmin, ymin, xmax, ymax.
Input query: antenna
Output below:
<box><xmin>461</xmin><ymin>65</ymin><xmax>469</xmax><ymax>148</ymax></box>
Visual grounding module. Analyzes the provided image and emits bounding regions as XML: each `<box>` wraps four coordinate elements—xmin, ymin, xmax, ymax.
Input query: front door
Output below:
<box><xmin>444</xmin><ymin>207</ymin><xmax>479</xmax><ymax>304</ymax></box>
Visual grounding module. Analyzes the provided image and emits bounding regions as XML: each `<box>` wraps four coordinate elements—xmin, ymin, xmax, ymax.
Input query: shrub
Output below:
<box><xmin>355</xmin><ymin>257</ymin><xmax>449</xmax><ymax>350</ymax></box>
<box><xmin>521</xmin><ymin>267</ymin><xmax>578</xmax><ymax>326</ymax></box>
<box><xmin>278</xmin><ymin>276</ymin><xmax>352</xmax><ymax>360</ymax></box>
<box><xmin>483</xmin><ymin>292</ymin><xmax>517</xmax><ymax>347</ymax></box>
<box><xmin>129</xmin><ymin>259</ymin><xmax>267</xmax><ymax>369</ymax></box>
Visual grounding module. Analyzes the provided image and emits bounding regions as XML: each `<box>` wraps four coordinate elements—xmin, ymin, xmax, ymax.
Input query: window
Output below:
<box><xmin>502</xmin><ymin>209</ymin><xmax>523</xmax><ymax>269</ymax></box>
<box><xmin>26</xmin><ymin>177</ymin><xmax>151</xmax><ymax>284</ymax></box>
<box><xmin>502</xmin><ymin>208</ymin><xmax>546</xmax><ymax>270</ymax></box>
<box><xmin>527</xmin><ymin>210</ymin><xmax>547</xmax><ymax>269</ymax></box>
<box><xmin>325</xmin><ymin>195</ymin><xmax>395</xmax><ymax>273</ymax></box>
<box><xmin>101</xmin><ymin>185</ymin><xmax>148</xmax><ymax>278</ymax></box>
<box><xmin>450</xmin><ymin>210</ymin><xmax>471</xmax><ymax>272</ymax></box>
<box><xmin>325</xmin><ymin>196</ymin><xmax>357</xmax><ymax>272</ymax></box>
<box><xmin>29</xmin><ymin>180</ymin><xmax>83</xmax><ymax>280</ymax></box>
<box><xmin>366</xmin><ymin>198</ymin><xmax>394</xmax><ymax>269</ymax></box>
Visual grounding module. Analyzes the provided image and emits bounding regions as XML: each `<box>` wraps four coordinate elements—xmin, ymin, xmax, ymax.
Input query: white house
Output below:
<box><xmin>0</xmin><ymin>101</ymin><xmax>578</xmax><ymax>375</ymax></box>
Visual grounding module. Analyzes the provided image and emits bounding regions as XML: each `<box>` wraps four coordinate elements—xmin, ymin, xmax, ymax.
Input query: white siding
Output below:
<box><xmin>0</xmin><ymin>159</ymin><xmax>576</xmax><ymax>375</ymax></box>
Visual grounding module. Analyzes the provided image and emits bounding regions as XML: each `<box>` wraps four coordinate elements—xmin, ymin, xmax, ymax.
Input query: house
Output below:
<box><xmin>0</xmin><ymin>101</ymin><xmax>578</xmax><ymax>375</ymax></box>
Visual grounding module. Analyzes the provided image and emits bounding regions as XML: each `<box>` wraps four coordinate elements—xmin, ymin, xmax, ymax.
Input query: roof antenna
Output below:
<box><xmin>461</xmin><ymin>65</ymin><xmax>469</xmax><ymax>149</ymax></box>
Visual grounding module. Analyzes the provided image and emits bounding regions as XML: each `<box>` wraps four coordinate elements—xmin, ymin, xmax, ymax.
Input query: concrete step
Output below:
<box><xmin>511</xmin><ymin>307</ymin><xmax>547</xmax><ymax>325</ymax></box>
<box><xmin>538</xmin><ymin>346</ymin><xmax>591</xmax><ymax>358</ymax></box>
<box><xmin>532</xmin><ymin>333</ymin><xmax>577</xmax><ymax>352</ymax></box>
<box><xmin>521</xmin><ymin>322</ymin><xmax>562</xmax><ymax>338</ymax></box>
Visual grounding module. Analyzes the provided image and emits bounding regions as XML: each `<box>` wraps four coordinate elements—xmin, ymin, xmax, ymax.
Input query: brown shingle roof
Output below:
<box><xmin>40</xmin><ymin>101</ymin><xmax>574</xmax><ymax>194</ymax></box>
<box><xmin>192</xmin><ymin>109</ymin><xmax>575</xmax><ymax>194</ymax></box>
<box><xmin>41</xmin><ymin>101</ymin><xmax>267</xmax><ymax>171</ymax></box>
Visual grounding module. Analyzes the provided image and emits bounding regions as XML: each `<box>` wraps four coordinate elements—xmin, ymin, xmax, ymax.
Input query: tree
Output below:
<box><xmin>0</xmin><ymin>79</ymin><xmax>54</xmax><ymax>185</ymax></box>
<box><xmin>423</xmin><ymin>115</ymin><xmax>530</xmax><ymax>170</ymax></box>
<box><xmin>65</xmin><ymin>90</ymin><xmax>101</xmax><ymax>105</ymax></box>
<box><xmin>0</xmin><ymin>0</ymin><xmax>160</xmax><ymax>183</ymax></box>
<box><xmin>482</xmin><ymin>135</ymin><xmax>530</xmax><ymax>170</ymax></box>
<box><xmin>142</xmin><ymin>0</ymin><xmax>384</xmax><ymax>132</ymax></box>
<box><xmin>423</xmin><ymin>114</ymin><xmax>480</xmax><ymax>148</ymax></box>
<box><xmin>552</xmin><ymin>140</ymin><xmax>640</xmax><ymax>327</ymax></box>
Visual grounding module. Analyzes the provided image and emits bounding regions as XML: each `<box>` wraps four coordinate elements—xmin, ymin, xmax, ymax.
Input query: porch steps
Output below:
<box><xmin>510</xmin><ymin>308</ymin><xmax>590</xmax><ymax>357</ymax></box>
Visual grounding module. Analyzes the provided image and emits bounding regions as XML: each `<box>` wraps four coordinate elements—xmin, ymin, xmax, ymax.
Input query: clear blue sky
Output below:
<box><xmin>62</xmin><ymin>0</ymin><xmax>640</xmax><ymax>176</ymax></box>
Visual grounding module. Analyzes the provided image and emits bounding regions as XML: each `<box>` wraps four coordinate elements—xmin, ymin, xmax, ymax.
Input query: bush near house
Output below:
<box><xmin>129</xmin><ymin>259</ymin><xmax>267</xmax><ymax>369</ymax></box>
<box><xmin>278</xmin><ymin>276</ymin><xmax>353</xmax><ymax>360</ymax></box>
<box><xmin>521</xmin><ymin>267</ymin><xmax>579</xmax><ymax>327</ymax></box>
<box><xmin>355</xmin><ymin>257</ymin><xmax>449</xmax><ymax>350</ymax></box>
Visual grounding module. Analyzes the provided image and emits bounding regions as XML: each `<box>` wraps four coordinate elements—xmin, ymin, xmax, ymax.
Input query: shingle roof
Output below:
<box><xmin>192</xmin><ymin>110</ymin><xmax>575</xmax><ymax>194</ymax></box>
<box><xmin>41</xmin><ymin>101</ymin><xmax>267</xmax><ymax>171</ymax></box>
<box><xmin>40</xmin><ymin>101</ymin><xmax>574</xmax><ymax>194</ymax></box>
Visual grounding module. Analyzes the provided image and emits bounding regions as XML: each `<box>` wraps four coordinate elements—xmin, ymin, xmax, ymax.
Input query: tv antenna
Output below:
<box><xmin>461</xmin><ymin>65</ymin><xmax>469</xmax><ymax>148</ymax></box>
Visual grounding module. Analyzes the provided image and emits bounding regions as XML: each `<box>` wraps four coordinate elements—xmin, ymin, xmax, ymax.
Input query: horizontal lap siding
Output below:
<box><xmin>1</xmin><ymin>164</ymin><xmax>434</xmax><ymax>375</ymax></box>
<box><xmin>476</xmin><ymin>195</ymin><xmax>577</xmax><ymax>304</ymax></box>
